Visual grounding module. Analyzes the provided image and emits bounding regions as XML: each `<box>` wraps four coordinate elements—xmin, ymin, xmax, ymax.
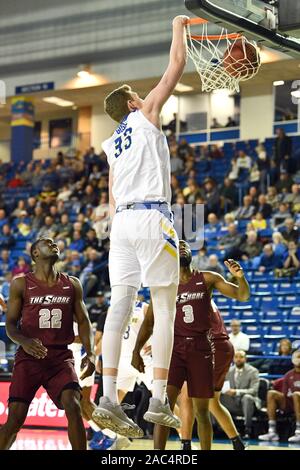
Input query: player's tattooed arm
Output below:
<box><xmin>204</xmin><ymin>260</ymin><xmax>250</xmax><ymax>302</ymax></box>
<box><xmin>6</xmin><ymin>277</ymin><xmax>48</xmax><ymax>359</ymax></box>
<box><xmin>70</xmin><ymin>276</ymin><xmax>95</xmax><ymax>379</ymax></box>
<box><xmin>132</xmin><ymin>300</ymin><xmax>154</xmax><ymax>373</ymax></box>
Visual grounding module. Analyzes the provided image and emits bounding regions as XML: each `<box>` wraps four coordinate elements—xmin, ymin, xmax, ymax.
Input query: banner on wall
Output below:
<box><xmin>0</xmin><ymin>382</ymin><xmax>97</xmax><ymax>428</ymax></box>
<box><xmin>11</xmin><ymin>96</ymin><xmax>34</xmax><ymax>128</ymax></box>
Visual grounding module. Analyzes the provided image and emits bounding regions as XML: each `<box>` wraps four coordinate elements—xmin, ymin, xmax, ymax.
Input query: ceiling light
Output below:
<box><xmin>273</xmin><ymin>80</ymin><xmax>284</xmax><ymax>86</ymax></box>
<box><xmin>77</xmin><ymin>65</ymin><xmax>92</xmax><ymax>79</ymax></box>
<box><xmin>43</xmin><ymin>97</ymin><xmax>74</xmax><ymax>107</ymax></box>
<box><xmin>175</xmin><ymin>83</ymin><xmax>194</xmax><ymax>92</ymax></box>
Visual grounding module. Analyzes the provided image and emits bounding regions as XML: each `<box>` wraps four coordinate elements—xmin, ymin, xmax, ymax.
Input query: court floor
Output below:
<box><xmin>10</xmin><ymin>429</ymin><xmax>300</xmax><ymax>451</ymax></box>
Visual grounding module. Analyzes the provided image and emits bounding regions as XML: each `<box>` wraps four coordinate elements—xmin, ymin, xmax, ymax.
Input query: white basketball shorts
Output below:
<box><xmin>117</xmin><ymin>355</ymin><xmax>153</xmax><ymax>392</ymax></box>
<box><xmin>109</xmin><ymin>209</ymin><xmax>179</xmax><ymax>289</ymax></box>
<box><xmin>68</xmin><ymin>343</ymin><xmax>95</xmax><ymax>388</ymax></box>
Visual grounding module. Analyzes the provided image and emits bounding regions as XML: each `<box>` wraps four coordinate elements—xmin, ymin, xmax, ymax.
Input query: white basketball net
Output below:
<box><xmin>187</xmin><ymin>23</ymin><xmax>261</xmax><ymax>93</ymax></box>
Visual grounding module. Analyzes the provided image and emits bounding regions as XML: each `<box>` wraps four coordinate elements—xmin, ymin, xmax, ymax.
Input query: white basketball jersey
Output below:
<box><xmin>121</xmin><ymin>301</ymin><xmax>150</xmax><ymax>358</ymax></box>
<box><xmin>102</xmin><ymin>110</ymin><xmax>172</xmax><ymax>206</ymax></box>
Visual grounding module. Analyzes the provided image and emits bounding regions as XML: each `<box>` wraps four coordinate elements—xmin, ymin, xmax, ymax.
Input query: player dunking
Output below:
<box><xmin>93</xmin><ymin>16</ymin><xmax>189</xmax><ymax>436</ymax></box>
<box><xmin>0</xmin><ymin>238</ymin><xmax>95</xmax><ymax>450</ymax></box>
<box><xmin>132</xmin><ymin>240</ymin><xmax>250</xmax><ymax>450</ymax></box>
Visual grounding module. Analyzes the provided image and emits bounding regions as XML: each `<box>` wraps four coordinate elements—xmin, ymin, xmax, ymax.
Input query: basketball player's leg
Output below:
<box><xmin>179</xmin><ymin>383</ymin><xmax>195</xmax><ymax>449</ymax></box>
<box><xmin>144</xmin><ymin>284</ymin><xmax>180</xmax><ymax>428</ymax></box>
<box><xmin>192</xmin><ymin>398</ymin><xmax>212</xmax><ymax>450</ymax></box>
<box><xmin>0</xmin><ymin>401</ymin><xmax>29</xmax><ymax>449</ymax></box>
<box><xmin>61</xmin><ymin>389</ymin><xmax>86</xmax><ymax>450</ymax></box>
<box><xmin>154</xmin><ymin>385</ymin><xmax>181</xmax><ymax>449</ymax></box>
<box><xmin>81</xmin><ymin>386</ymin><xmax>96</xmax><ymax>421</ymax></box>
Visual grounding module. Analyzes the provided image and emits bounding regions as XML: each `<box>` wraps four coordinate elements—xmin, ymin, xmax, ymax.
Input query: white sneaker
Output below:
<box><xmin>258</xmin><ymin>432</ymin><xmax>279</xmax><ymax>441</ymax></box>
<box><xmin>288</xmin><ymin>433</ymin><xmax>300</xmax><ymax>443</ymax></box>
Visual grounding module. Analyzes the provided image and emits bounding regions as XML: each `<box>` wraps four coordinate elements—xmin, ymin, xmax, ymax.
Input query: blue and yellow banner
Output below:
<box><xmin>11</xmin><ymin>96</ymin><xmax>34</xmax><ymax>127</ymax></box>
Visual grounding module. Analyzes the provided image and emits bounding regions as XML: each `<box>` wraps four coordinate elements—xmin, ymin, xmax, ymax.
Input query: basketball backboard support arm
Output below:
<box><xmin>185</xmin><ymin>0</ymin><xmax>300</xmax><ymax>57</ymax></box>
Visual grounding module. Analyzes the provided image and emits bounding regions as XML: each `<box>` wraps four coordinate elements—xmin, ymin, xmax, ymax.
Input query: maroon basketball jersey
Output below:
<box><xmin>175</xmin><ymin>271</ymin><xmax>211</xmax><ymax>336</ymax></box>
<box><xmin>20</xmin><ymin>272</ymin><xmax>75</xmax><ymax>346</ymax></box>
<box><xmin>209</xmin><ymin>298</ymin><xmax>229</xmax><ymax>341</ymax></box>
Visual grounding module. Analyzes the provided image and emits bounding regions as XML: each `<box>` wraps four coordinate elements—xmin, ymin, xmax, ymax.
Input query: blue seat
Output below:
<box><xmin>215</xmin><ymin>298</ymin><xmax>232</xmax><ymax>310</ymax></box>
<box><xmin>260</xmin><ymin>310</ymin><xmax>285</xmax><ymax>324</ymax></box>
<box><xmin>231</xmin><ymin>299</ymin><xmax>252</xmax><ymax>311</ymax></box>
<box><xmin>277</xmin><ymin>282</ymin><xmax>294</xmax><ymax>295</ymax></box>
<box><xmin>239</xmin><ymin>311</ymin><xmax>259</xmax><ymax>323</ymax></box>
<box><xmin>260</xmin><ymin>296</ymin><xmax>279</xmax><ymax>311</ymax></box>
<box><xmin>265</xmin><ymin>325</ymin><xmax>290</xmax><ymax>339</ymax></box>
<box><xmin>249</xmin><ymin>340</ymin><xmax>263</xmax><ymax>354</ymax></box>
<box><xmin>291</xmin><ymin>326</ymin><xmax>300</xmax><ymax>340</ymax></box>
<box><xmin>255</xmin><ymin>283</ymin><xmax>275</xmax><ymax>296</ymax></box>
<box><xmin>262</xmin><ymin>341</ymin><xmax>277</xmax><ymax>355</ymax></box>
<box><xmin>219</xmin><ymin>310</ymin><xmax>238</xmax><ymax>324</ymax></box>
<box><xmin>286</xmin><ymin>307</ymin><xmax>300</xmax><ymax>324</ymax></box>
<box><xmin>279</xmin><ymin>295</ymin><xmax>300</xmax><ymax>309</ymax></box>
<box><xmin>243</xmin><ymin>325</ymin><xmax>263</xmax><ymax>338</ymax></box>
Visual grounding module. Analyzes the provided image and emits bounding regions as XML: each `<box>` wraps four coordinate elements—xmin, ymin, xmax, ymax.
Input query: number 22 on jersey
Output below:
<box><xmin>114</xmin><ymin>127</ymin><xmax>132</xmax><ymax>158</ymax></box>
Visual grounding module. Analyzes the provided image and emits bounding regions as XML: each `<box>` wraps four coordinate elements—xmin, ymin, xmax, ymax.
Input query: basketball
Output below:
<box><xmin>223</xmin><ymin>39</ymin><xmax>260</xmax><ymax>78</ymax></box>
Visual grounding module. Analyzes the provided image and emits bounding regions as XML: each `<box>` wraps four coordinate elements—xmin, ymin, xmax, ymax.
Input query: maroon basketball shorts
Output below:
<box><xmin>214</xmin><ymin>339</ymin><xmax>234</xmax><ymax>391</ymax></box>
<box><xmin>168</xmin><ymin>335</ymin><xmax>214</xmax><ymax>399</ymax></box>
<box><xmin>9</xmin><ymin>346</ymin><xmax>80</xmax><ymax>409</ymax></box>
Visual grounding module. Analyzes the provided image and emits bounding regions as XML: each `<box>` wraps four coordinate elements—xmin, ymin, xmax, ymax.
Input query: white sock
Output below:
<box><xmin>103</xmin><ymin>375</ymin><xmax>118</xmax><ymax>404</ymax></box>
<box><xmin>152</xmin><ymin>379</ymin><xmax>167</xmax><ymax>402</ymax></box>
<box><xmin>268</xmin><ymin>420</ymin><xmax>276</xmax><ymax>433</ymax></box>
<box><xmin>88</xmin><ymin>420</ymin><xmax>101</xmax><ymax>432</ymax></box>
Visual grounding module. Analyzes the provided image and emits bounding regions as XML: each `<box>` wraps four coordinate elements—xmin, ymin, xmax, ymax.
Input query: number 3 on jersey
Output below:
<box><xmin>182</xmin><ymin>305</ymin><xmax>194</xmax><ymax>324</ymax></box>
<box><xmin>114</xmin><ymin>127</ymin><xmax>132</xmax><ymax>158</ymax></box>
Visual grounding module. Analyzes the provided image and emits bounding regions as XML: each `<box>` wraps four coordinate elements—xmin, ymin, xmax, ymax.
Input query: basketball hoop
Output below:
<box><xmin>187</xmin><ymin>18</ymin><xmax>261</xmax><ymax>93</ymax></box>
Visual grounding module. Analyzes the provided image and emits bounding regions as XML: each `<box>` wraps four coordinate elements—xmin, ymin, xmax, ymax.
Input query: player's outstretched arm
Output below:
<box><xmin>131</xmin><ymin>301</ymin><xmax>154</xmax><ymax>373</ymax></box>
<box><xmin>70</xmin><ymin>276</ymin><xmax>95</xmax><ymax>378</ymax></box>
<box><xmin>143</xmin><ymin>16</ymin><xmax>189</xmax><ymax>121</ymax></box>
<box><xmin>204</xmin><ymin>260</ymin><xmax>250</xmax><ymax>302</ymax></box>
<box><xmin>6</xmin><ymin>277</ymin><xmax>48</xmax><ymax>359</ymax></box>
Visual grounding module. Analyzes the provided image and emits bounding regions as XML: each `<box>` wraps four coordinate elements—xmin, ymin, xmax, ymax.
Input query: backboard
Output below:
<box><xmin>185</xmin><ymin>0</ymin><xmax>300</xmax><ymax>56</ymax></box>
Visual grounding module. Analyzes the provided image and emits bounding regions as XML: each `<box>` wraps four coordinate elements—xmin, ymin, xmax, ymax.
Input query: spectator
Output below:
<box><xmin>229</xmin><ymin>320</ymin><xmax>250</xmax><ymax>352</ymax></box>
<box><xmin>225</xmin><ymin>116</ymin><xmax>236</xmax><ymax>127</ymax></box>
<box><xmin>271</xmin><ymin>232</ymin><xmax>288</xmax><ymax>258</ymax></box>
<box><xmin>85</xmin><ymin>228</ymin><xmax>101</xmax><ymax>251</ymax></box>
<box><xmin>81</xmin><ymin>184</ymin><xmax>98</xmax><ymax>207</ymax></box>
<box><xmin>275</xmin><ymin>241</ymin><xmax>300</xmax><ymax>277</ymax></box>
<box><xmin>203</xmin><ymin>178</ymin><xmax>220</xmax><ymax>215</ymax></box>
<box><xmin>16</xmin><ymin>211</ymin><xmax>32</xmax><ymax>237</ymax></box>
<box><xmin>56</xmin><ymin>213</ymin><xmax>73</xmax><ymax>241</ymax></box>
<box><xmin>211</xmin><ymin>117</ymin><xmax>222</xmax><ymax>129</ymax></box>
<box><xmin>209</xmin><ymin>144</ymin><xmax>223</xmax><ymax>160</ymax></box>
<box><xmin>259</xmin><ymin>349</ymin><xmax>300</xmax><ymax>443</ymax></box>
<box><xmin>26</xmin><ymin>196</ymin><xmax>38</xmax><ymax>216</ymax></box>
<box><xmin>256</xmin><ymin>143</ymin><xmax>269</xmax><ymax>193</ymax></box>
<box><xmin>0</xmin><ymin>249</ymin><xmax>14</xmax><ymax>275</ymax></box>
<box><xmin>79</xmin><ymin>248</ymin><xmax>108</xmax><ymax>297</ymax></box>
<box><xmin>251</xmin><ymin>212</ymin><xmax>267</xmax><ymax>231</ymax></box>
<box><xmin>218</xmin><ymin>223</ymin><xmax>244</xmax><ymax>256</ymax></box>
<box><xmin>258</xmin><ymin>244</ymin><xmax>283</xmax><ymax>272</ymax></box>
<box><xmin>170</xmin><ymin>147</ymin><xmax>184</xmax><ymax>174</ymax></box>
<box><xmin>206</xmin><ymin>213</ymin><xmax>221</xmax><ymax>233</ymax></box>
<box><xmin>7</xmin><ymin>172</ymin><xmax>24</xmax><ymax>189</ymax></box>
<box><xmin>0</xmin><ymin>225</ymin><xmax>15</xmax><ymax>250</ymax></box>
<box><xmin>0</xmin><ymin>272</ymin><xmax>12</xmax><ymax>301</ymax></box>
<box><xmin>248</xmin><ymin>186</ymin><xmax>259</xmax><ymax>207</ymax></box>
<box><xmin>221</xmin><ymin>351</ymin><xmax>260</xmax><ymax>438</ymax></box>
<box><xmin>12</xmin><ymin>256</ymin><xmax>30</xmax><ymax>276</ymax></box>
<box><xmin>37</xmin><ymin>216</ymin><xmax>58</xmax><ymax>239</ymax></box>
<box><xmin>31</xmin><ymin>206</ymin><xmax>44</xmax><ymax>232</ymax></box>
<box><xmin>69</xmin><ymin>231</ymin><xmax>85</xmax><ymax>252</ymax></box>
<box><xmin>268</xmin><ymin>339</ymin><xmax>293</xmax><ymax>376</ymax></box>
<box><xmin>192</xmin><ymin>246</ymin><xmax>209</xmax><ymax>271</ymax></box>
<box><xmin>239</xmin><ymin>231</ymin><xmax>263</xmax><ymax>261</ymax></box>
<box><xmin>228</xmin><ymin>158</ymin><xmax>239</xmax><ymax>181</ymax></box>
<box><xmin>256</xmin><ymin>194</ymin><xmax>273</xmax><ymax>219</ymax></box>
<box><xmin>11</xmin><ymin>200</ymin><xmax>26</xmax><ymax>219</ymax></box>
<box><xmin>274</xmin><ymin>128</ymin><xmax>292</xmax><ymax>169</ymax></box>
<box><xmin>266</xmin><ymin>186</ymin><xmax>281</xmax><ymax>210</ymax></box>
<box><xmin>236</xmin><ymin>150</ymin><xmax>252</xmax><ymax>173</ymax></box>
<box><xmin>177</xmin><ymin>139</ymin><xmax>193</xmax><ymax>160</ymax></box>
<box><xmin>234</xmin><ymin>195</ymin><xmax>256</xmax><ymax>220</ymax></box>
<box><xmin>183</xmin><ymin>179</ymin><xmax>201</xmax><ymax>203</ymax></box>
<box><xmin>205</xmin><ymin>254</ymin><xmax>225</xmax><ymax>276</ymax></box>
<box><xmin>219</xmin><ymin>177</ymin><xmax>237</xmax><ymax>210</ymax></box>
<box><xmin>56</xmin><ymin>184</ymin><xmax>72</xmax><ymax>202</ymax></box>
<box><xmin>271</xmin><ymin>203</ymin><xmax>292</xmax><ymax>228</ymax></box>
<box><xmin>281</xmin><ymin>218</ymin><xmax>299</xmax><ymax>244</ymax></box>
<box><xmin>276</xmin><ymin>171</ymin><xmax>293</xmax><ymax>194</ymax></box>
<box><xmin>88</xmin><ymin>291</ymin><xmax>108</xmax><ymax>324</ymax></box>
